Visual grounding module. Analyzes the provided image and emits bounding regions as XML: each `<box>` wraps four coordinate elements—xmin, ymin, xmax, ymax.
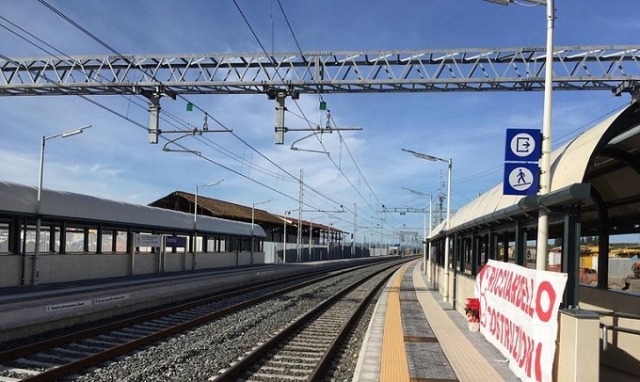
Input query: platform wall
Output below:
<box><xmin>0</xmin><ymin>251</ymin><xmax>267</xmax><ymax>286</ymax></box>
<box><xmin>0</xmin><ymin>255</ymin><xmax>24</xmax><ymax>286</ymax></box>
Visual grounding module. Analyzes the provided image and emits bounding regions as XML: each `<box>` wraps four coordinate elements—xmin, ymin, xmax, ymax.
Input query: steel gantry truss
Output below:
<box><xmin>1</xmin><ymin>45</ymin><xmax>640</xmax><ymax>96</ymax></box>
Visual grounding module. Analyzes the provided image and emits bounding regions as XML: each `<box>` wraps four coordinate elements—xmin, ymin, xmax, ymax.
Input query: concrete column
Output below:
<box><xmin>556</xmin><ymin>309</ymin><xmax>600</xmax><ymax>381</ymax></box>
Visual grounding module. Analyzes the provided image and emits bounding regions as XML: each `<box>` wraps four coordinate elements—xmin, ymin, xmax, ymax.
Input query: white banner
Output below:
<box><xmin>475</xmin><ymin>260</ymin><xmax>567</xmax><ymax>382</ymax></box>
<box><xmin>134</xmin><ymin>233</ymin><xmax>162</xmax><ymax>247</ymax></box>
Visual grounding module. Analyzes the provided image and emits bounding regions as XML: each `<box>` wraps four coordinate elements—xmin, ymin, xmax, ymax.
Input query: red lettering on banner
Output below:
<box><xmin>535</xmin><ymin>340</ymin><xmax>543</xmax><ymax>382</ymax></box>
<box><xmin>486</xmin><ymin>304</ymin><xmax>541</xmax><ymax>380</ymax></box>
<box><xmin>480</xmin><ymin>264</ymin><xmax>535</xmax><ymax>318</ymax></box>
<box><xmin>535</xmin><ymin>280</ymin><xmax>556</xmax><ymax>322</ymax></box>
<box><xmin>478</xmin><ymin>261</ymin><xmax>565</xmax><ymax>382</ymax></box>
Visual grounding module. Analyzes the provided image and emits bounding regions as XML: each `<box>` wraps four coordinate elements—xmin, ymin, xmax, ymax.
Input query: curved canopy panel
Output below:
<box><xmin>430</xmin><ymin>102</ymin><xmax>640</xmax><ymax>238</ymax></box>
<box><xmin>0</xmin><ymin>181</ymin><xmax>264</xmax><ymax>238</ymax></box>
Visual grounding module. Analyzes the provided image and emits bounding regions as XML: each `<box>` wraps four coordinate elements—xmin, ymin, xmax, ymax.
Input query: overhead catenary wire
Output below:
<box><xmin>275</xmin><ymin>0</ymin><xmax>382</xmax><ymax>205</ymax></box>
<box><xmin>0</xmin><ymin>16</ymin><xmax>294</xmax><ymax>188</ymax></box>
<box><xmin>32</xmin><ymin>0</ymin><xmax>365</xmax><ymax>227</ymax></box>
<box><xmin>0</xmin><ymin>49</ymin><xmax>307</xmax><ymax>209</ymax></box>
<box><xmin>17</xmin><ymin>13</ymin><xmax>356</xmax><ymax>230</ymax></box>
<box><xmin>0</xmin><ymin>37</ymin><xmax>353</xmax><ymax>228</ymax></box>
<box><xmin>232</xmin><ymin>0</ymin><xmax>386</xmax><ymax>229</ymax></box>
<box><xmin>20</xmin><ymin>1</ymin><xmax>624</xmax><ymax>233</ymax></box>
<box><xmin>1</xmin><ymin>5</ymin><xmax>400</xmax><ymax>234</ymax></box>
<box><xmin>271</xmin><ymin>0</ymin><xmax>390</xmax><ymax>221</ymax></box>
<box><xmin>31</xmin><ymin>0</ymin><xmax>402</xmax><ymax>232</ymax></box>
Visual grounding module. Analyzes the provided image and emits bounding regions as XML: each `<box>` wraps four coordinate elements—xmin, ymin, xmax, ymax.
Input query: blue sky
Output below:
<box><xmin>0</xmin><ymin>0</ymin><xmax>638</xmax><ymax>244</ymax></box>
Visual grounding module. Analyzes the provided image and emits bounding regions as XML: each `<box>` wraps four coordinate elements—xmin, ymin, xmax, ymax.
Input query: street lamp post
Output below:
<box><xmin>282</xmin><ymin>211</ymin><xmax>293</xmax><ymax>264</ymax></box>
<box><xmin>402</xmin><ymin>148</ymin><xmax>452</xmax><ymax>301</ymax></box>
<box><xmin>193</xmin><ymin>179</ymin><xmax>223</xmax><ymax>261</ymax></box>
<box><xmin>402</xmin><ymin>187</ymin><xmax>433</xmax><ymax>280</ymax></box>
<box><xmin>251</xmin><ymin>199</ymin><xmax>272</xmax><ymax>265</ymax></box>
<box><xmin>33</xmin><ymin>125</ymin><xmax>92</xmax><ymax>285</ymax></box>
<box><xmin>283</xmin><ymin>209</ymin><xmax>301</xmax><ymax>263</ymax></box>
<box><xmin>283</xmin><ymin>211</ymin><xmax>287</xmax><ymax>264</ymax></box>
<box><xmin>309</xmin><ymin>220</ymin><xmax>314</xmax><ymax>260</ymax></box>
<box><xmin>482</xmin><ymin>0</ymin><xmax>554</xmax><ymax>270</ymax></box>
<box><xmin>194</xmin><ymin>179</ymin><xmax>224</xmax><ymax>228</ymax></box>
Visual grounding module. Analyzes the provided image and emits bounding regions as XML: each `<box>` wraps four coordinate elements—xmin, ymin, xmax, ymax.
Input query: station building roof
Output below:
<box><xmin>149</xmin><ymin>191</ymin><xmax>286</xmax><ymax>226</ymax></box>
<box><xmin>149</xmin><ymin>191</ymin><xmax>347</xmax><ymax>236</ymax></box>
<box><xmin>429</xmin><ymin>101</ymin><xmax>640</xmax><ymax>239</ymax></box>
<box><xmin>0</xmin><ymin>182</ymin><xmax>264</xmax><ymax>238</ymax></box>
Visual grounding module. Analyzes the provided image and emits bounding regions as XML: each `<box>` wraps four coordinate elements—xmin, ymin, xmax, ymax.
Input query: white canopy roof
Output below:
<box><xmin>430</xmin><ymin>104</ymin><xmax>640</xmax><ymax>238</ymax></box>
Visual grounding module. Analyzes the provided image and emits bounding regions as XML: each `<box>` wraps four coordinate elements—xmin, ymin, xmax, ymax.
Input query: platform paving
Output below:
<box><xmin>412</xmin><ymin>263</ymin><xmax>520</xmax><ymax>382</ymax></box>
<box><xmin>353</xmin><ymin>260</ymin><xmax>520</xmax><ymax>382</ymax></box>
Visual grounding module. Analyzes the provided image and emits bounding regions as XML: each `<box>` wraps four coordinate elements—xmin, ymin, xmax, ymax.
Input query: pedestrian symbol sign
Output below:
<box><xmin>503</xmin><ymin>163</ymin><xmax>539</xmax><ymax>196</ymax></box>
<box><xmin>503</xmin><ymin>128</ymin><xmax>540</xmax><ymax>196</ymax></box>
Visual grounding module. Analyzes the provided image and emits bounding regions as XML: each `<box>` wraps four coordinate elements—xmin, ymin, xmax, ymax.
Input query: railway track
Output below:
<box><xmin>211</xmin><ymin>263</ymin><xmax>397</xmax><ymax>381</ymax></box>
<box><xmin>0</xmin><ymin>261</ymin><xmax>399</xmax><ymax>382</ymax></box>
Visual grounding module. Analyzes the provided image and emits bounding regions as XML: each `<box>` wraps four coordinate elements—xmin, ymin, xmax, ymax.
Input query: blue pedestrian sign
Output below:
<box><xmin>505</xmin><ymin>128</ymin><xmax>540</xmax><ymax>163</ymax></box>
<box><xmin>504</xmin><ymin>128</ymin><xmax>541</xmax><ymax>196</ymax></box>
<box><xmin>503</xmin><ymin>163</ymin><xmax>539</xmax><ymax>196</ymax></box>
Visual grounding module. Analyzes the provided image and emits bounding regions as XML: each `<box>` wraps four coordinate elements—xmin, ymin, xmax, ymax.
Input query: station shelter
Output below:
<box><xmin>426</xmin><ymin>101</ymin><xmax>640</xmax><ymax>380</ymax></box>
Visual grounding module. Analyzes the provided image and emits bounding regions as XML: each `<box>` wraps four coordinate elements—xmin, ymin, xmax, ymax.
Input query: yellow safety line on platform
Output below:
<box><xmin>413</xmin><ymin>264</ymin><xmax>505</xmax><ymax>382</ymax></box>
<box><xmin>380</xmin><ymin>264</ymin><xmax>411</xmax><ymax>382</ymax></box>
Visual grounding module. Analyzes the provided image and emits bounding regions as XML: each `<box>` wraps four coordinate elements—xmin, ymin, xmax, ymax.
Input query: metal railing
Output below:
<box><xmin>592</xmin><ymin>310</ymin><xmax>640</xmax><ymax>351</ymax></box>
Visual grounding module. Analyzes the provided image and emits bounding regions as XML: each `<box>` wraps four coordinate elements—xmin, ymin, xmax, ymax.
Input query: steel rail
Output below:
<box><xmin>0</xmin><ymin>262</ymin><xmax>382</xmax><ymax>382</ymax></box>
<box><xmin>211</xmin><ymin>261</ymin><xmax>401</xmax><ymax>381</ymax></box>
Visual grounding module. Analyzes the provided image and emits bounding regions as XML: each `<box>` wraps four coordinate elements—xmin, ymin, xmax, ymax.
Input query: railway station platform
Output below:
<box><xmin>0</xmin><ymin>264</ymin><xmax>301</xmax><ymax>344</ymax></box>
<box><xmin>354</xmin><ymin>260</ymin><xmax>521</xmax><ymax>382</ymax></box>
<box><xmin>0</xmin><ymin>258</ymin><xmax>386</xmax><ymax>344</ymax></box>
<box><xmin>354</xmin><ymin>260</ymin><xmax>640</xmax><ymax>382</ymax></box>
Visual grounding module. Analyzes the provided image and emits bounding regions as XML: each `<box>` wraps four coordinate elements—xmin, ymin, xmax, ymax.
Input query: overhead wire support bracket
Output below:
<box><xmin>161</xmin><ymin>128</ymin><xmax>232</xmax><ymax>155</ymax></box>
<box><xmin>161</xmin><ymin>114</ymin><xmax>232</xmax><ymax>155</ymax></box>
<box><xmin>289</xmin><ymin>125</ymin><xmax>362</xmax><ymax>154</ymax></box>
<box><xmin>134</xmin><ymin>85</ymin><xmax>177</xmax><ymax>144</ymax></box>
<box><xmin>268</xmin><ymin>86</ymin><xmax>300</xmax><ymax>145</ymax></box>
<box><xmin>289</xmin><ymin>111</ymin><xmax>362</xmax><ymax>154</ymax></box>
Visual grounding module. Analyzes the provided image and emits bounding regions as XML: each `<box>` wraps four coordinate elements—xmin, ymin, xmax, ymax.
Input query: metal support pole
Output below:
<box><xmin>443</xmin><ymin>159</ymin><xmax>452</xmax><ymax>302</ymax></box>
<box><xmin>283</xmin><ymin>212</ymin><xmax>287</xmax><ymax>264</ymax></box>
<box><xmin>515</xmin><ymin>221</ymin><xmax>526</xmax><ymax>266</ymax></box>
<box><xmin>33</xmin><ymin>126</ymin><xmax>90</xmax><ymax>285</ymax></box>
<box><xmin>536</xmin><ymin>0</ymin><xmax>555</xmax><ymax>271</ymax></box>
<box><xmin>423</xmin><ymin>208</ymin><xmax>427</xmax><ymax>274</ymax></box>
<box><xmin>251</xmin><ymin>198</ymin><xmax>272</xmax><ymax>265</ymax></box>
<box><xmin>32</xmin><ymin>136</ymin><xmax>45</xmax><ymax>285</ymax></box>
<box><xmin>562</xmin><ymin>204</ymin><xmax>581</xmax><ymax>308</ymax></box>
<box><xmin>297</xmin><ymin>169</ymin><xmax>303</xmax><ymax>262</ymax></box>
<box><xmin>148</xmin><ymin>95</ymin><xmax>161</xmax><ymax>144</ymax></box>
<box><xmin>251</xmin><ymin>205</ymin><xmax>255</xmax><ymax>265</ymax></box>
<box><xmin>309</xmin><ymin>220</ymin><xmax>313</xmax><ymax>260</ymax></box>
<box><xmin>194</xmin><ymin>185</ymin><xmax>199</xmax><ymax>228</ymax></box>
<box><xmin>275</xmin><ymin>93</ymin><xmax>286</xmax><ymax>144</ymax></box>
<box><xmin>428</xmin><ymin>196</ymin><xmax>433</xmax><ymax>287</ymax></box>
<box><xmin>352</xmin><ymin>203</ymin><xmax>357</xmax><ymax>257</ymax></box>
